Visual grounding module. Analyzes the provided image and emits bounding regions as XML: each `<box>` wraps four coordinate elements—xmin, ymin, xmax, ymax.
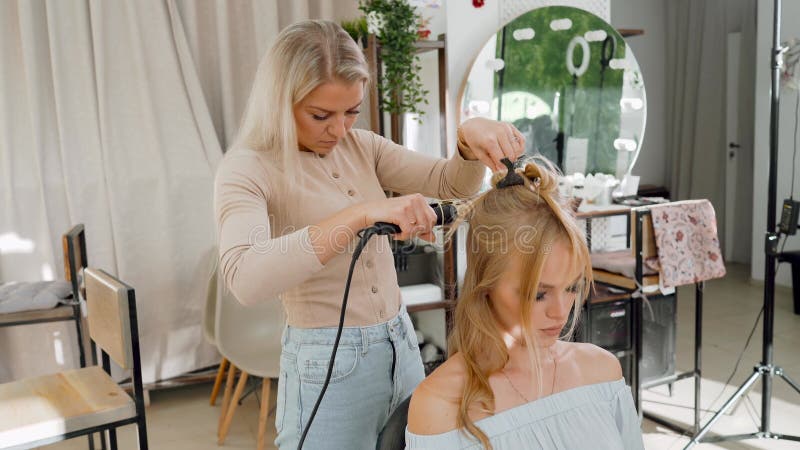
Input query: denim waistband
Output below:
<box><xmin>282</xmin><ymin>305</ymin><xmax>411</xmax><ymax>347</ymax></box>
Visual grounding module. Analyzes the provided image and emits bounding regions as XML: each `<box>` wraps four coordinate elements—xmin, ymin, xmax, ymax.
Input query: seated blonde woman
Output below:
<box><xmin>406</xmin><ymin>160</ymin><xmax>645</xmax><ymax>449</ymax></box>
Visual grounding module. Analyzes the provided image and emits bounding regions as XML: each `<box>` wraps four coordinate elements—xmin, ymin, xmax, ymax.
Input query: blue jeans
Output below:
<box><xmin>274</xmin><ymin>306</ymin><xmax>425</xmax><ymax>450</ymax></box>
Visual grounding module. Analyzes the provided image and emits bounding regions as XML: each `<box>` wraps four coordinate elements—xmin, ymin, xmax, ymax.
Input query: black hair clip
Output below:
<box><xmin>496</xmin><ymin>158</ymin><xmax>525</xmax><ymax>189</ymax></box>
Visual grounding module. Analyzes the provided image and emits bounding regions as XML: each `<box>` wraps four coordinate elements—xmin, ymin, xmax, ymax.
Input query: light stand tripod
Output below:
<box><xmin>684</xmin><ymin>0</ymin><xmax>800</xmax><ymax>447</ymax></box>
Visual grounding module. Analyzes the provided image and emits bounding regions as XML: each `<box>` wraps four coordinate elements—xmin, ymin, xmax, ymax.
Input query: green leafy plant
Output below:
<box><xmin>359</xmin><ymin>0</ymin><xmax>429</xmax><ymax>116</ymax></box>
<box><xmin>341</xmin><ymin>17</ymin><xmax>368</xmax><ymax>46</ymax></box>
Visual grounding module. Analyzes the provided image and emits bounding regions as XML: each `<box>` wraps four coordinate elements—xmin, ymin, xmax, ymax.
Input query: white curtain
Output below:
<box><xmin>0</xmin><ymin>0</ymin><xmax>358</xmax><ymax>384</ymax></box>
<box><xmin>664</xmin><ymin>0</ymin><xmax>757</xmax><ymax>259</ymax></box>
<box><xmin>176</xmin><ymin>0</ymin><xmax>361</xmax><ymax>149</ymax></box>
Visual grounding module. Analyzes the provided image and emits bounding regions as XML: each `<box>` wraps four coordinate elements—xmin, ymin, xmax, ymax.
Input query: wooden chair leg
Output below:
<box><xmin>218</xmin><ymin>370</ymin><xmax>249</xmax><ymax>444</ymax></box>
<box><xmin>218</xmin><ymin>363</ymin><xmax>237</xmax><ymax>433</ymax></box>
<box><xmin>210</xmin><ymin>358</ymin><xmax>229</xmax><ymax>406</ymax></box>
<box><xmin>257</xmin><ymin>378</ymin><xmax>272</xmax><ymax>450</ymax></box>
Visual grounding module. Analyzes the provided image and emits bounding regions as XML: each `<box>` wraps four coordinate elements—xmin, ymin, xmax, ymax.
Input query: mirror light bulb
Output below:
<box><xmin>485</xmin><ymin>58</ymin><xmax>505</xmax><ymax>71</ymax></box>
<box><xmin>469</xmin><ymin>100</ymin><xmax>491</xmax><ymax>115</ymax></box>
<box><xmin>609</xmin><ymin>58</ymin><xmax>630</xmax><ymax>70</ymax></box>
<box><xmin>614</xmin><ymin>138</ymin><xmax>638</xmax><ymax>152</ymax></box>
<box><xmin>620</xmin><ymin>97</ymin><xmax>644</xmax><ymax>111</ymax></box>
<box><xmin>550</xmin><ymin>18</ymin><xmax>573</xmax><ymax>31</ymax></box>
<box><xmin>584</xmin><ymin>30</ymin><xmax>607</xmax><ymax>42</ymax></box>
<box><xmin>513</xmin><ymin>28</ymin><xmax>535</xmax><ymax>41</ymax></box>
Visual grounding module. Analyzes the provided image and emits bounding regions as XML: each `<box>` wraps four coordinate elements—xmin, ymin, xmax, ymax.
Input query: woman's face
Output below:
<box><xmin>293</xmin><ymin>79</ymin><xmax>364</xmax><ymax>154</ymax></box>
<box><xmin>489</xmin><ymin>239</ymin><xmax>582</xmax><ymax>347</ymax></box>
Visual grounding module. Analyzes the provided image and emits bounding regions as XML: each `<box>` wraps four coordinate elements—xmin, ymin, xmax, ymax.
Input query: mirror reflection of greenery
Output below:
<box><xmin>495</xmin><ymin>6</ymin><xmax>625</xmax><ymax>175</ymax></box>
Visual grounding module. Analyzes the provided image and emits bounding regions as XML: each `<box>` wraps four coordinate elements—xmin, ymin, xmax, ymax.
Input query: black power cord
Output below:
<box><xmin>697</xmin><ymin>260</ymin><xmax>793</xmax><ymax>427</ymax></box>
<box><xmin>296</xmin><ymin>203</ymin><xmax>457</xmax><ymax>449</ymax></box>
<box><xmin>701</xmin><ymin>305</ymin><xmax>763</xmax><ymax>424</ymax></box>
<box><xmin>296</xmin><ymin>223</ymin><xmax>393</xmax><ymax>449</ymax></box>
<box><xmin>791</xmin><ymin>91</ymin><xmax>799</xmax><ymax>197</ymax></box>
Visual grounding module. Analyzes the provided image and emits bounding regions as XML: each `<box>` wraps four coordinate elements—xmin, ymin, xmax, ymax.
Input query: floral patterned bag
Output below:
<box><xmin>647</xmin><ymin>200</ymin><xmax>726</xmax><ymax>288</ymax></box>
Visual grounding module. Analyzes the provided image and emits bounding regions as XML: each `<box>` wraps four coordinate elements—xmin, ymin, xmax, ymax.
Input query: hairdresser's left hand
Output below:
<box><xmin>457</xmin><ymin>117</ymin><xmax>526</xmax><ymax>172</ymax></box>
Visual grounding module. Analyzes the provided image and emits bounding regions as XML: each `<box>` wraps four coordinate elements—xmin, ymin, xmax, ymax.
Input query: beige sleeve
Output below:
<box><xmin>214</xmin><ymin>153</ymin><xmax>324</xmax><ymax>306</ymax></box>
<box><xmin>362</xmin><ymin>130</ymin><xmax>486</xmax><ymax>199</ymax></box>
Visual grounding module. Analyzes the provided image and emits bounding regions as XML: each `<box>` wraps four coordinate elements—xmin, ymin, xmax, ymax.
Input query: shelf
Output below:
<box><xmin>576</xmin><ymin>205</ymin><xmax>631</xmax><ymax>220</ymax></box>
<box><xmin>588</xmin><ymin>283</ymin><xmax>631</xmax><ymax>304</ymax></box>
<box><xmin>593</xmin><ymin>269</ymin><xmax>660</xmax><ymax>291</ymax></box>
<box><xmin>407</xmin><ymin>300</ymin><xmax>456</xmax><ymax>314</ymax></box>
<box><xmin>401</xmin><ymin>283</ymin><xmax>457</xmax><ymax>313</ymax></box>
<box><xmin>618</xmin><ymin>28</ymin><xmax>645</xmax><ymax>38</ymax></box>
<box><xmin>369</xmin><ymin>35</ymin><xmax>445</xmax><ymax>54</ymax></box>
<box><xmin>413</xmin><ymin>39</ymin><xmax>445</xmax><ymax>53</ymax></box>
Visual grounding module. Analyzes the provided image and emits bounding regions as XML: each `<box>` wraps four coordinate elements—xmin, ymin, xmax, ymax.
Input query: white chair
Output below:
<box><xmin>203</xmin><ymin>258</ymin><xmax>232</xmax><ymax>407</ymax></box>
<box><xmin>377</xmin><ymin>396</ymin><xmax>411</xmax><ymax>450</ymax></box>
<box><xmin>215</xmin><ymin>276</ymin><xmax>284</xmax><ymax>449</ymax></box>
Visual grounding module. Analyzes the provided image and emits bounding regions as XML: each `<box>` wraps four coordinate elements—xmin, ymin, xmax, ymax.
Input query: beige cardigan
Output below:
<box><xmin>214</xmin><ymin>128</ymin><xmax>485</xmax><ymax>327</ymax></box>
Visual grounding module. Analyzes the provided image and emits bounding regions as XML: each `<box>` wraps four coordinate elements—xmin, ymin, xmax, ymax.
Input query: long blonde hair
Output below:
<box><xmin>447</xmin><ymin>159</ymin><xmax>592</xmax><ymax>449</ymax></box>
<box><xmin>231</xmin><ymin>20</ymin><xmax>369</xmax><ymax>175</ymax></box>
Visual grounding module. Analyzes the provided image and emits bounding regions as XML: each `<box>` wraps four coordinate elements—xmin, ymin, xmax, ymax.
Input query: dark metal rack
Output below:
<box><xmin>579</xmin><ymin>207</ymin><xmax>704</xmax><ymax>435</ymax></box>
<box><xmin>365</xmin><ymin>34</ymin><xmax>458</xmax><ymax>333</ymax></box>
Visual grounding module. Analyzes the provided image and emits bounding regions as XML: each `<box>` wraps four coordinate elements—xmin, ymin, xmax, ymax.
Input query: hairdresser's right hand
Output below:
<box><xmin>356</xmin><ymin>194</ymin><xmax>437</xmax><ymax>242</ymax></box>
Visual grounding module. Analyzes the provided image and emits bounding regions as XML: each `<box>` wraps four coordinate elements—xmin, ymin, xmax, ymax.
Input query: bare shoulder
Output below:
<box><xmin>407</xmin><ymin>353</ymin><xmax>466</xmax><ymax>436</ymax></box>
<box><xmin>562</xmin><ymin>341</ymin><xmax>623</xmax><ymax>385</ymax></box>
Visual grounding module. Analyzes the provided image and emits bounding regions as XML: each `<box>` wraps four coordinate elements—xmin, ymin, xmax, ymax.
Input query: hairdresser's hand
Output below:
<box><xmin>356</xmin><ymin>194</ymin><xmax>437</xmax><ymax>242</ymax></box>
<box><xmin>458</xmin><ymin>117</ymin><xmax>525</xmax><ymax>172</ymax></box>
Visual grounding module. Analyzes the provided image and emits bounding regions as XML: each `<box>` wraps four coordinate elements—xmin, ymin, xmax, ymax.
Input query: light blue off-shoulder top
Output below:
<box><xmin>405</xmin><ymin>379</ymin><xmax>644</xmax><ymax>450</ymax></box>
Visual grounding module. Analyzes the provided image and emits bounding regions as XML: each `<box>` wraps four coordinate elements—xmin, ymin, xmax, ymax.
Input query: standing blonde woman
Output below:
<box><xmin>214</xmin><ymin>20</ymin><xmax>524</xmax><ymax>449</ymax></box>
<box><xmin>406</xmin><ymin>160</ymin><xmax>645</xmax><ymax>449</ymax></box>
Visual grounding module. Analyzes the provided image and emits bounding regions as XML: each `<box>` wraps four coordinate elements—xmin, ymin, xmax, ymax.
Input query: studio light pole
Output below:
<box><xmin>684</xmin><ymin>0</ymin><xmax>800</xmax><ymax>446</ymax></box>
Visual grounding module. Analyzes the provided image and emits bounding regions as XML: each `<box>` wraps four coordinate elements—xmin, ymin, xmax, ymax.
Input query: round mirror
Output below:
<box><xmin>459</xmin><ymin>6</ymin><xmax>646</xmax><ymax>178</ymax></box>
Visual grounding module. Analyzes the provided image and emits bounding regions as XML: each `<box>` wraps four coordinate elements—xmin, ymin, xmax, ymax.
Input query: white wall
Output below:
<box><xmin>752</xmin><ymin>0</ymin><xmax>800</xmax><ymax>285</ymax></box>
<box><xmin>609</xmin><ymin>0</ymin><xmax>667</xmax><ymax>187</ymax></box>
<box><xmin>444</xmin><ymin>0</ymin><xmax>502</xmax><ymax>155</ymax></box>
<box><xmin>402</xmin><ymin>1</ymin><xmax>448</xmax><ymax>156</ymax></box>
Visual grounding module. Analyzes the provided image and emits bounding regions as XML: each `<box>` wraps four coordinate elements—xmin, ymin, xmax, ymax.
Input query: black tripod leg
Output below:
<box><xmin>633</xmin><ymin>294</ymin><xmax>642</xmax><ymax>418</ymax></box>
<box><xmin>694</xmin><ymin>282</ymin><xmax>703</xmax><ymax>434</ymax></box>
<box><xmin>684</xmin><ymin>370</ymin><xmax>761</xmax><ymax>449</ymax></box>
